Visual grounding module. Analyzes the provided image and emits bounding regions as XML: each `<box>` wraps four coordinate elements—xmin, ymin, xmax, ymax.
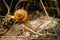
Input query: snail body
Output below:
<box><xmin>14</xmin><ymin>9</ymin><xmax>29</xmax><ymax>22</ymax></box>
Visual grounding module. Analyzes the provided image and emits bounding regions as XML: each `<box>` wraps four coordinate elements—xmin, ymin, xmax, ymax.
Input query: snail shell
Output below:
<box><xmin>14</xmin><ymin>9</ymin><xmax>29</xmax><ymax>22</ymax></box>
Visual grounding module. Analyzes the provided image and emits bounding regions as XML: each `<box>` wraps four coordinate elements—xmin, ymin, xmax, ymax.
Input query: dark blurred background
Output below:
<box><xmin>0</xmin><ymin>0</ymin><xmax>60</xmax><ymax>18</ymax></box>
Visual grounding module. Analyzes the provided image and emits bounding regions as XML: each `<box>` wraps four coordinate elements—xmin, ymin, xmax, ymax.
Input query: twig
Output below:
<box><xmin>40</xmin><ymin>0</ymin><xmax>50</xmax><ymax>19</ymax></box>
<box><xmin>15</xmin><ymin>0</ymin><xmax>23</xmax><ymax>10</ymax></box>
<box><xmin>21</xmin><ymin>26</ymin><xmax>28</xmax><ymax>40</ymax></box>
<box><xmin>21</xmin><ymin>22</ymin><xmax>57</xmax><ymax>36</ymax></box>
<box><xmin>10</xmin><ymin>0</ymin><xmax>13</xmax><ymax>9</ymax></box>
<box><xmin>3</xmin><ymin>0</ymin><xmax>10</xmax><ymax>15</ymax></box>
<box><xmin>22</xmin><ymin>23</ymin><xmax>45</xmax><ymax>36</ymax></box>
<box><xmin>53</xmin><ymin>0</ymin><xmax>60</xmax><ymax>16</ymax></box>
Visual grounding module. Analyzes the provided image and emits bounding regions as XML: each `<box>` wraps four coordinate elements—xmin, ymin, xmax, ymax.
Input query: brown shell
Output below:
<box><xmin>14</xmin><ymin>9</ymin><xmax>29</xmax><ymax>22</ymax></box>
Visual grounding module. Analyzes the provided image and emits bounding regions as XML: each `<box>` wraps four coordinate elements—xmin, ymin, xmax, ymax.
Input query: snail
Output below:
<box><xmin>10</xmin><ymin>9</ymin><xmax>29</xmax><ymax>22</ymax></box>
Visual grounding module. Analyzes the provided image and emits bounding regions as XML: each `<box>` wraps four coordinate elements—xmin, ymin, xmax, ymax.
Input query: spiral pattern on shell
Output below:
<box><xmin>14</xmin><ymin>9</ymin><xmax>29</xmax><ymax>22</ymax></box>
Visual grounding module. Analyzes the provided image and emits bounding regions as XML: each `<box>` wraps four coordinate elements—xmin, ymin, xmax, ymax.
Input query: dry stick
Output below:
<box><xmin>1</xmin><ymin>0</ymin><xmax>13</xmax><ymax>17</ymax></box>
<box><xmin>15</xmin><ymin>0</ymin><xmax>28</xmax><ymax>10</ymax></box>
<box><xmin>23</xmin><ymin>23</ymin><xmax>46</xmax><ymax>36</ymax></box>
<box><xmin>3</xmin><ymin>0</ymin><xmax>13</xmax><ymax>15</ymax></box>
<box><xmin>21</xmin><ymin>25</ymin><xmax>28</xmax><ymax>40</ymax></box>
<box><xmin>15</xmin><ymin>0</ymin><xmax>23</xmax><ymax>10</ymax></box>
<box><xmin>22</xmin><ymin>23</ymin><xmax>57</xmax><ymax>36</ymax></box>
<box><xmin>26</xmin><ymin>0</ymin><xmax>32</xmax><ymax>10</ymax></box>
<box><xmin>3</xmin><ymin>0</ymin><xmax>13</xmax><ymax>23</ymax></box>
<box><xmin>54</xmin><ymin>0</ymin><xmax>60</xmax><ymax>16</ymax></box>
<box><xmin>3</xmin><ymin>0</ymin><xmax>10</xmax><ymax>15</ymax></box>
<box><xmin>3</xmin><ymin>0</ymin><xmax>11</xmax><ymax>24</ymax></box>
<box><xmin>2</xmin><ymin>0</ymin><xmax>10</xmax><ymax>27</ymax></box>
<box><xmin>10</xmin><ymin>0</ymin><xmax>13</xmax><ymax>9</ymax></box>
<box><xmin>46</xmin><ymin>7</ymin><xmax>60</xmax><ymax>10</ymax></box>
<box><xmin>40</xmin><ymin>0</ymin><xmax>50</xmax><ymax>19</ymax></box>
